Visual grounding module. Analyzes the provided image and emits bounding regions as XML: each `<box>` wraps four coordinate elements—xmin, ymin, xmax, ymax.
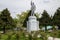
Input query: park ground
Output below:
<box><xmin>0</xmin><ymin>30</ymin><xmax>60</xmax><ymax>40</ymax></box>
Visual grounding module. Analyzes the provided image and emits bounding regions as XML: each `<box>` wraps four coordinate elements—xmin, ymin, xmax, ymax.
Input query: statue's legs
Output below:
<box><xmin>31</xmin><ymin>10</ymin><xmax>34</xmax><ymax>16</ymax></box>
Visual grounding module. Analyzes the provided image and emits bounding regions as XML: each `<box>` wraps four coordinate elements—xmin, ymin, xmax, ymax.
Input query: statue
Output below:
<box><xmin>31</xmin><ymin>1</ymin><xmax>36</xmax><ymax>16</ymax></box>
<box><xmin>27</xmin><ymin>1</ymin><xmax>40</xmax><ymax>32</ymax></box>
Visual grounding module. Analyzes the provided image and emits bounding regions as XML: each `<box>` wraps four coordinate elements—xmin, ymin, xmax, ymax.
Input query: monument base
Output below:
<box><xmin>27</xmin><ymin>16</ymin><xmax>40</xmax><ymax>32</ymax></box>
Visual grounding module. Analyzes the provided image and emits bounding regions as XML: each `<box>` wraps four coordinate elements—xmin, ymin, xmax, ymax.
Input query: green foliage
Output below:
<box><xmin>1</xmin><ymin>30</ymin><xmax>60</xmax><ymax>40</ymax></box>
<box><xmin>0</xmin><ymin>8</ymin><xmax>16</xmax><ymax>33</ymax></box>
<box><xmin>23</xmin><ymin>10</ymin><xmax>31</xmax><ymax>27</ymax></box>
<box><xmin>39</xmin><ymin>10</ymin><xmax>51</xmax><ymax>26</ymax></box>
<box><xmin>39</xmin><ymin>10</ymin><xmax>51</xmax><ymax>31</ymax></box>
<box><xmin>1</xmin><ymin>34</ymin><xmax>8</xmax><ymax>40</ymax></box>
<box><xmin>57</xmin><ymin>30</ymin><xmax>60</xmax><ymax>38</ymax></box>
<box><xmin>7</xmin><ymin>34</ymin><xmax>12</xmax><ymax>40</ymax></box>
<box><xmin>13</xmin><ymin>18</ymin><xmax>18</xmax><ymax>27</ymax></box>
<box><xmin>53</xmin><ymin>7</ymin><xmax>60</xmax><ymax>28</ymax></box>
<box><xmin>34</xmin><ymin>13</ymin><xmax>40</xmax><ymax>21</ymax></box>
<box><xmin>0</xmin><ymin>13</ymin><xmax>4</xmax><ymax>30</ymax></box>
<box><xmin>16</xmin><ymin>10</ymin><xmax>31</xmax><ymax>27</ymax></box>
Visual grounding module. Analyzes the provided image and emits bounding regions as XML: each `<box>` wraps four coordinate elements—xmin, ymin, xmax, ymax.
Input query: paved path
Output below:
<box><xmin>48</xmin><ymin>37</ymin><xmax>60</xmax><ymax>40</ymax></box>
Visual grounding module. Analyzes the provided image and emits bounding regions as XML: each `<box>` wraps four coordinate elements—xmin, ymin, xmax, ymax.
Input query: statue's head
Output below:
<box><xmin>31</xmin><ymin>1</ymin><xmax>34</xmax><ymax>5</ymax></box>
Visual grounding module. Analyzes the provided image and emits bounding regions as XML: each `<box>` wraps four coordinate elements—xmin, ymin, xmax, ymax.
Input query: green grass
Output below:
<box><xmin>1</xmin><ymin>34</ymin><xmax>8</xmax><ymax>40</ymax></box>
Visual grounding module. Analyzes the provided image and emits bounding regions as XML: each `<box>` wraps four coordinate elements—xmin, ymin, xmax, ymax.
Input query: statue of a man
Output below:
<box><xmin>31</xmin><ymin>1</ymin><xmax>36</xmax><ymax>16</ymax></box>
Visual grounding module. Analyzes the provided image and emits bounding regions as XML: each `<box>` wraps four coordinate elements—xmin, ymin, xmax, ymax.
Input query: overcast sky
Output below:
<box><xmin>0</xmin><ymin>0</ymin><xmax>60</xmax><ymax>18</ymax></box>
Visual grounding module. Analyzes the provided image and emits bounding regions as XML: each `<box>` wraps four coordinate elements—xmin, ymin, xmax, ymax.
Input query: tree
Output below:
<box><xmin>16</xmin><ymin>10</ymin><xmax>31</xmax><ymax>27</ymax></box>
<box><xmin>39</xmin><ymin>10</ymin><xmax>51</xmax><ymax>31</ymax></box>
<box><xmin>53</xmin><ymin>7</ymin><xmax>60</xmax><ymax>29</ymax></box>
<box><xmin>1</xmin><ymin>8</ymin><xmax>16</xmax><ymax>33</ymax></box>
<box><xmin>13</xmin><ymin>18</ymin><xmax>18</xmax><ymax>27</ymax></box>
<box><xmin>23</xmin><ymin>10</ymin><xmax>31</xmax><ymax>27</ymax></box>
<box><xmin>0</xmin><ymin>14</ymin><xmax>4</xmax><ymax>30</ymax></box>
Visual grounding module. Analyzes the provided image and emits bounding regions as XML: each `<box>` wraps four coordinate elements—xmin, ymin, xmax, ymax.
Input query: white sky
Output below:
<box><xmin>0</xmin><ymin>0</ymin><xmax>60</xmax><ymax>18</ymax></box>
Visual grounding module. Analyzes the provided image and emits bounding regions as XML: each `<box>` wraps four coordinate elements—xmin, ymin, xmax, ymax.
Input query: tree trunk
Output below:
<box><xmin>3</xmin><ymin>26</ymin><xmax>5</xmax><ymax>33</ymax></box>
<box><xmin>45</xmin><ymin>26</ymin><xmax>47</xmax><ymax>31</ymax></box>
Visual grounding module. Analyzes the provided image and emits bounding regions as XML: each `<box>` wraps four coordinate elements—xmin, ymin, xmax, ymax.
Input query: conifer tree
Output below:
<box><xmin>53</xmin><ymin>7</ymin><xmax>60</xmax><ymax>29</ymax></box>
<box><xmin>1</xmin><ymin>8</ymin><xmax>15</xmax><ymax>33</ymax></box>
<box><xmin>39</xmin><ymin>10</ymin><xmax>51</xmax><ymax>31</ymax></box>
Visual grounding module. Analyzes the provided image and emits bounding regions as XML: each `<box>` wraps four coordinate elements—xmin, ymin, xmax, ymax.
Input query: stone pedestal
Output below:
<box><xmin>27</xmin><ymin>16</ymin><xmax>40</xmax><ymax>32</ymax></box>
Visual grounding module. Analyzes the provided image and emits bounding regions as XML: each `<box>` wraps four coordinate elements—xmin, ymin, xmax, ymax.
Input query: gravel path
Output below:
<box><xmin>48</xmin><ymin>37</ymin><xmax>60</xmax><ymax>40</ymax></box>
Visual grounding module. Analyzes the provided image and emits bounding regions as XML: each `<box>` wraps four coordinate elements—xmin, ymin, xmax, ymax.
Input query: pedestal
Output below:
<box><xmin>27</xmin><ymin>16</ymin><xmax>40</xmax><ymax>32</ymax></box>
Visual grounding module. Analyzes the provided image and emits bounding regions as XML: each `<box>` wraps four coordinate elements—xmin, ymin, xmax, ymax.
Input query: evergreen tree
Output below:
<box><xmin>39</xmin><ymin>10</ymin><xmax>51</xmax><ymax>31</ymax></box>
<box><xmin>53</xmin><ymin>7</ymin><xmax>60</xmax><ymax>29</ymax></box>
<box><xmin>0</xmin><ymin>14</ymin><xmax>4</xmax><ymax>30</ymax></box>
<box><xmin>1</xmin><ymin>8</ymin><xmax>15</xmax><ymax>33</ymax></box>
